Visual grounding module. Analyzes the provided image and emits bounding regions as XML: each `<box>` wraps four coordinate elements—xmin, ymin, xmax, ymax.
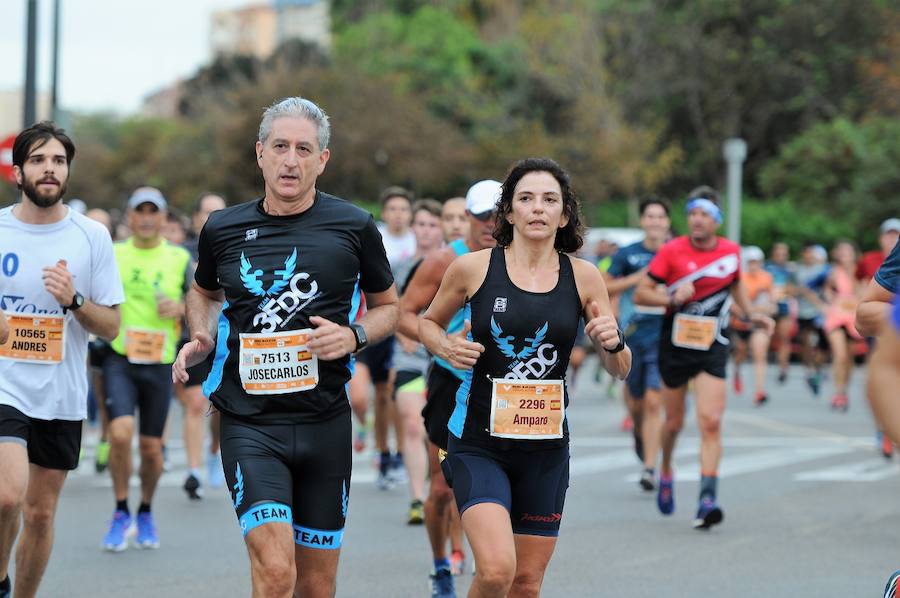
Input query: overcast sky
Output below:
<box><xmin>1</xmin><ymin>0</ymin><xmax>250</xmax><ymax>115</ymax></box>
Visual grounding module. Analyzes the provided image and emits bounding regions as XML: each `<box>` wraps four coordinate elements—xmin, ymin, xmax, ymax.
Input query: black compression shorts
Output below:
<box><xmin>220</xmin><ymin>411</ymin><xmax>351</xmax><ymax>548</ymax></box>
<box><xmin>103</xmin><ymin>353</ymin><xmax>173</xmax><ymax>438</ymax></box>
<box><xmin>442</xmin><ymin>435</ymin><xmax>569</xmax><ymax>537</ymax></box>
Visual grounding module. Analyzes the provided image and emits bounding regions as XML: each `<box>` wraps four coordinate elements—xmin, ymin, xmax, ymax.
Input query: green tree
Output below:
<box><xmin>598</xmin><ymin>0</ymin><xmax>895</xmax><ymax>195</ymax></box>
<box><xmin>759</xmin><ymin>117</ymin><xmax>900</xmax><ymax>244</ymax></box>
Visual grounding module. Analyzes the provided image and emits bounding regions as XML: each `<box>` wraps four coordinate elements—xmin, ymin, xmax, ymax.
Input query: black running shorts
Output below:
<box><xmin>185</xmin><ymin>353</ymin><xmax>214</xmax><ymax>388</ymax></box>
<box><xmin>442</xmin><ymin>435</ymin><xmax>569</xmax><ymax>537</ymax></box>
<box><xmin>88</xmin><ymin>337</ymin><xmax>114</xmax><ymax>370</ymax></box>
<box><xmin>102</xmin><ymin>352</ymin><xmax>173</xmax><ymax>438</ymax></box>
<box><xmin>657</xmin><ymin>327</ymin><xmax>729</xmax><ymax>389</ymax></box>
<box><xmin>356</xmin><ymin>335</ymin><xmax>395</xmax><ymax>383</ymax></box>
<box><xmin>0</xmin><ymin>404</ymin><xmax>81</xmax><ymax>470</ymax></box>
<box><xmin>423</xmin><ymin>365</ymin><xmax>461</xmax><ymax>451</ymax></box>
<box><xmin>220</xmin><ymin>411</ymin><xmax>351</xmax><ymax>548</ymax></box>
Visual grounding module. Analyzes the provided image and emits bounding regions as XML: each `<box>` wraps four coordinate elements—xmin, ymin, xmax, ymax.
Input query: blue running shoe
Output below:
<box><xmin>884</xmin><ymin>570</ymin><xmax>900</xmax><ymax>598</ymax></box>
<box><xmin>102</xmin><ymin>510</ymin><xmax>133</xmax><ymax>552</ymax></box>
<box><xmin>657</xmin><ymin>475</ymin><xmax>674</xmax><ymax>515</ymax></box>
<box><xmin>135</xmin><ymin>512</ymin><xmax>160</xmax><ymax>549</ymax></box>
<box><xmin>430</xmin><ymin>567</ymin><xmax>456</xmax><ymax>598</ymax></box>
<box><xmin>692</xmin><ymin>498</ymin><xmax>724</xmax><ymax>529</ymax></box>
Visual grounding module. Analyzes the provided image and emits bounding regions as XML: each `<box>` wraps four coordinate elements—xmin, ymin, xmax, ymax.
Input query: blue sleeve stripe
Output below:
<box><xmin>433</xmin><ymin>307</ymin><xmax>467</xmax><ymax>380</ymax></box>
<box><xmin>448</xmin><ymin>303</ymin><xmax>473</xmax><ymax>438</ymax></box>
<box><xmin>202</xmin><ymin>300</ymin><xmax>230</xmax><ymax>398</ymax></box>
<box><xmin>346</xmin><ymin>278</ymin><xmax>362</xmax><ymax>381</ymax></box>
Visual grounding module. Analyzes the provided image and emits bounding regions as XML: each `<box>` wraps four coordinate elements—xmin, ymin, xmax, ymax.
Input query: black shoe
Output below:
<box><xmin>633</xmin><ymin>428</ymin><xmax>644</xmax><ymax>462</ymax></box>
<box><xmin>692</xmin><ymin>498</ymin><xmax>724</xmax><ymax>530</ymax></box>
<box><xmin>777</xmin><ymin>370</ymin><xmax>787</xmax><ymax>384</ymax></box>
<box><xmin>639</xmin><ymin>469</ymin><xmax>656</xmax><ymax>492</ymax></box>
<box><xmin>183</xmin><ymin>474</ymin><xmax>203</xmax><ymax>500</ymax></box>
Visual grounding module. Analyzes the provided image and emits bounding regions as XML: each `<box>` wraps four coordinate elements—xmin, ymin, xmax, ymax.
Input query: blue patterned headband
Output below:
<box><xmin>686</xmin><ymin>198</ymin><xmax>722</xmax><ymax>224</ymax></box>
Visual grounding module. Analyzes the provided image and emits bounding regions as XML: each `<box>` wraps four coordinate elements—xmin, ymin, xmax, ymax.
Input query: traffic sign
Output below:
<box><xmin>0</xmin><ymin>134</ymin><xmax>17</xmax><ymax>184</ymax></box>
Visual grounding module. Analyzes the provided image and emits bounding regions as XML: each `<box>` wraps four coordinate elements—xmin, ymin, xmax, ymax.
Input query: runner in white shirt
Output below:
<box><xmin>0</xmin><ymin>122</ymin><xmax>123</xmax><ymax>598</ymax></box>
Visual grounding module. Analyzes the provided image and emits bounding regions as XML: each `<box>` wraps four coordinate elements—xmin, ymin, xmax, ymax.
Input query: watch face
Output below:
<box><xmin>354</xmin><ymin>324</ymin><xmax>367</xmax><ymax>348</ymax></box>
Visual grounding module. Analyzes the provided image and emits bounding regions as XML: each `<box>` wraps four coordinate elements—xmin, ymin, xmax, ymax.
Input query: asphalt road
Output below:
<box><xmin>14</xmin><ymin>361</ymin><xmax>899</xmax><ymax>597</ymax></box>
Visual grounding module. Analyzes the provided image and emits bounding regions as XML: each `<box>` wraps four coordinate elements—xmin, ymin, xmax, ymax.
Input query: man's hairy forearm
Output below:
<box><xmin>186</xmin><ymin>288</ymin><xmax>223</xmax><ymax>339</ymax></box>
<box><xmin>358</xmin><ymin>304</ymin><xmax>399</xmax><ymax>345</ymax></box>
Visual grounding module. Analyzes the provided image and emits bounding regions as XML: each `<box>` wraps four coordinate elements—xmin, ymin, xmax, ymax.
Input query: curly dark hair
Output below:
<box><xmin>493</xmin><ymin>158</ymin><xmax>584</xmax><ymax>253</ymax></box>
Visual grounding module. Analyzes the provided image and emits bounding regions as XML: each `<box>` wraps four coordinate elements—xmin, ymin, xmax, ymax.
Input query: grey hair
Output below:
<box><xmin>258</xmin><ymin>97</ymin><xmax>331</xmax><ymax>150</ymax></box>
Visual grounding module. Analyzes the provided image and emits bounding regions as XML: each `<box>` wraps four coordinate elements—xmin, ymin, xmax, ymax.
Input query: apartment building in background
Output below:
<box><xmin>210</xmin><ymin>0</ymin><xmax>331</xmax><ymax>59</ymax></box>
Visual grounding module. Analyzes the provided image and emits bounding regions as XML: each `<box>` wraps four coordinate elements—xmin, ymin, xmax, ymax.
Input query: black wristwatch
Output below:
<box><xmin>349</xmin><ymin>323</ymin><xmax>368</xmax><ymax>353</ymax></box>
<box><xmin>63</xmin><ymin>291</ymin><xmax>84</xmax><ymax>313</ymax></box>
<box><xmin>604</xmin><ymin>328</ymin><xmax>626</xmax><ymax>354</ymax></box>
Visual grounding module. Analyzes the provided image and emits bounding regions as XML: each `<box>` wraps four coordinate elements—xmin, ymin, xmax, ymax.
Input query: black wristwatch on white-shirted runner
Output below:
<box><xmin>63</xmin><ymin>291</ymin><xmax>84</xmax><ymax>313</ymax></box>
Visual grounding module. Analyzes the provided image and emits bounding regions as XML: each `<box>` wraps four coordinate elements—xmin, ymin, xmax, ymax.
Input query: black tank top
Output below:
<box><xmin>448</xmin><ymin>247</ymin><xmax>581</xmax><ymax>450</ymax></box>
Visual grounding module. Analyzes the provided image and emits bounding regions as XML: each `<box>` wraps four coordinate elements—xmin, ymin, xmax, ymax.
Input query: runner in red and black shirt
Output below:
<box><xmin>635</xmin><ymin>186</ymin><xmax>773</xmax><ymax>530</ymax></box>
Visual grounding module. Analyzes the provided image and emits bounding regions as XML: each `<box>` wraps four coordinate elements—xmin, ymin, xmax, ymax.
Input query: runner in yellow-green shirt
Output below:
<box><xmin>101</xmin><ymin>187</ymin><xmax>191</xmax><ymax>552</ymax></box>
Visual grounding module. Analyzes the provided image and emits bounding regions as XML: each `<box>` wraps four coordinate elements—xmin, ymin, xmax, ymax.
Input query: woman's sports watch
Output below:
<box><xmin>349</xmin><ymin>323</ymin><xmax>368</xmax><ymax>353</ymax></box>
<box><xmin>604</xmin><ymin>328</ymin><xmax>627</xmax><ymax>354</ymax></box>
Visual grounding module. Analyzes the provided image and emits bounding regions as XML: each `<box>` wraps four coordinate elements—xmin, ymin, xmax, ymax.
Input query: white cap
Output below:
<box><xmin>465</xmin><ymin>179</ymin><xmax>502</xmax><ymax>218</ymax></box>
<box><xmin>128</xmin><ymin>187</ymin><xmax>167</xmax><ymax>211</ymax></box>
<box><xmin>812</xmin><ymin>245</ymin><xmax>828</xmax><ymax>262</ymax></box>
<box><xmin>881</xmin><ymin>218</ymin><xmax>900</xmax><ymax>234</ymax></box>
<box><xmin>742</xmin><ymin>245</ymin><xmax>765</xmax><ymax>263</ymax></box>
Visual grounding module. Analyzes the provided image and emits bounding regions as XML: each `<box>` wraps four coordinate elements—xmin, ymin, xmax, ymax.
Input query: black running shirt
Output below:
<box><xmin>449</xmin><ymin>248</ymin><xmax>581</xmax><ymax>450</ymax></box>
<box><xmin>194</xmin><ymin>192</ymin><xmax>393</xmax><ymax>423</ymax></box>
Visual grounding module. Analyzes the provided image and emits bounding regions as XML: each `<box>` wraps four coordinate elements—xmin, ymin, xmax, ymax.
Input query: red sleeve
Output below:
<box><xmin>648</xmin><ymin>240</ymin><xmax>672</xmax><ymax>283</ymax></box>
<box><xmin>855</xmin><ymin>257</ymin><xmax>867</xmax><ymax>280</ymax></box>
<box><xmin>857</xmin><ymin>252</ymin><xmax>884</xmax><ymax>281</ymax></box>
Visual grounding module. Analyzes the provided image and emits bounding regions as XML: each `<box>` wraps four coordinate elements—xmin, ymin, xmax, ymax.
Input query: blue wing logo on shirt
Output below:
<box><xmin>491</xmin><ymin>316</ymin><xmax>548</xmax><ymax>361</ymax></box>
<box><xmin>240</xmin><ymin>248</ymin><xmax>298</xmax><ymax>297</ymax></box>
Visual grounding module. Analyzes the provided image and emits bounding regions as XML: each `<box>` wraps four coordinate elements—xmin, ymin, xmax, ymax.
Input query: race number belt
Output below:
<box><xmin>0</xmin><ymin>314</ymin><xmax>65</xmax><ymax>364</ymax></box>
<box><xmin>489</xmin><ymin>379</ymin><xmax>564</xmax><ymax>440</ymax></box>
<box><xmin>239</xmin><ymin>328</ymin><xmax>318</xmax><ymax>395</ymax></box>
<box><xmin>125</xmin><ymin>328</ymin><xmax>168</xmax><ymax>364</ymax></box>
<box><xmin>671</xmin><ymin>313</ymin><xmax>718</xmax><ymax>350</ymax></box>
